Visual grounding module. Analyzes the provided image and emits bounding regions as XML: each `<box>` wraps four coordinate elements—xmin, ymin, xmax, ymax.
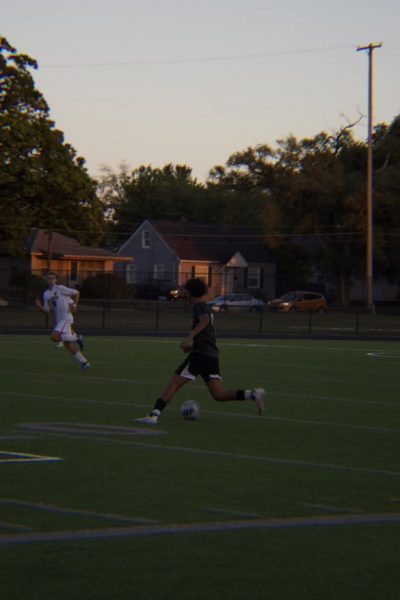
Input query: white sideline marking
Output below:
<box><xmin>301</xmin><ymin>503</ymin><xmax>359</xmax><ymax>513</ymax></box>
<box><xmin>3</xmin><ymin>387</ymin><xmax>398</xmax><ymax>433</ymax></box>
<box><xmin>0</xmin><ymin>498</ymin><xmax>157</xmax><ymax>525</ymax></box>
<box><xmin>17</xmin><ymin>422</ymin><xmax>167</xmax><ymax>437</ymax></box>
<box><xmin>0</xmin><ymin>451</ymin><xmax>62</xmax><ymax>464</ymax></box>
<box><xmin>0</xmin><ymin>521</ymin><xmax>34</xmax><ymax>532</ymax></box>
<box><xmin>367</xmin><ymin>352</ymin><xmax>400</xmax><ymax>358</ymax></box>
<box><xmin>1</xmin><ymin>513</ymin><xmax>400</xmax><ymax>545</ymax></box>
<box><xmin>14</xmin><ymin>424</ymin><xmax>400</xmax><ymax>478</ymax></box>
<box><xmin>199</xmin><ymin>506</ymin><xmax>261</xmax><ymax>519</ymax></box>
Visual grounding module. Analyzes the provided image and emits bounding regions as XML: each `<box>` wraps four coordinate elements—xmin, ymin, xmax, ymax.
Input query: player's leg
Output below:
<box><xmin>60</xmin><ymin>322</ymin><xmax>90</xmax><ymax>369</ymax></box>
<box><xmin>135</xmin><ymin>355</ymin><xmax>197</xmax><ymax>425</ymax></box>
<box><xmin>135</xmin><ymin>374</ymin><xmax>189</xmax><ymax>425</ymax></box>
<box><xmin>50</xmin><ymin>330</ymin><xmax>62</xmax><ymax>343</ymax></box>
<box><xmin>206</xmin><ymin>379</ymin><xmax>267</xmax><ymax>415</ymax></box>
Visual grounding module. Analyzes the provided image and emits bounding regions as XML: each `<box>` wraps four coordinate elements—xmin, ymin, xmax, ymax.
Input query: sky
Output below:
<box><xmin>2</xmin><ymin>0</ymin><xmax>400</xmax><ymax>182</ymax></box>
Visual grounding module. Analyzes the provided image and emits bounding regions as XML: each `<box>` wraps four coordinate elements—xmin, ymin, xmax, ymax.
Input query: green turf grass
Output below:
<box><xmin>0</xmin><ymin>335</ymin><xmax>399</xmax><ymax>599</ymax></box>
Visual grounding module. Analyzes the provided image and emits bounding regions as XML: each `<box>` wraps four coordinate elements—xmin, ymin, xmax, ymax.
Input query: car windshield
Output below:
<box><xmin>280</xmin><ymin>292</ymin><xmax>298</xmax><ymax>301</ymax></box>
<box><xmin>213</xmin><ymin>295</ymin><xmax>229</xmax><ymax>302</ymax></box>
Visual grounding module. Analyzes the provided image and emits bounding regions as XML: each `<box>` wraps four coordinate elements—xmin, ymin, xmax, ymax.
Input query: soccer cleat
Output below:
<box><xmin>253</xmin><ymin>388</ymin><xmax>267</xmax><ymax>415</ymax></box>
<box><xmin>77</xmin><ymin>335</ymin><xmax>84</xmax><ymax>351</ymax></box>
<box><xmin>55</xmin><ymin>341</ymin><xmax>64</xmax><ymax>349</ymax></box>
<box><xmin>135</xmin><ymin>415</ymin><xmax>159</xmax><ymax>425</ymax></box>
<box><xmin>81</xmin><ymin>361</ymin><xmax>91</xmax><ymax>369</ymax></box>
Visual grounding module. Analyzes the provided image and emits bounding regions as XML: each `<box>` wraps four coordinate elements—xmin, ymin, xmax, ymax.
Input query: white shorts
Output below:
<box><xmin>54</xmin><ymin>320</ymin><xmax>74</xmax><ymax>335</ymax></box>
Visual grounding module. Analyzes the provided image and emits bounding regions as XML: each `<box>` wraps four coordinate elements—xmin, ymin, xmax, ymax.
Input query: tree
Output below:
<box><xmin>373</xmin><ymin>115</ymin><xmax>400</xmax><ymax>286</ymax></box>
<box><xmin>0</xmin><ymin>37</ymin><xmax>106</xmax><ymax>258</ymax></box>
<box><xmin>209</xmin><ymin>129</ymin><xmax>371</xmax><ymax>305</ymax></box>
<box><xmin>98</xmin><ymin>163</ymin><xmax>228</xmax><ymax>245</ymax></box>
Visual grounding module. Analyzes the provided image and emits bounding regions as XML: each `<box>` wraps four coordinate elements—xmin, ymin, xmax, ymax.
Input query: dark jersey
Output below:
<box><xmin>191</xmin><ymin>301</ymin><xmax>219</xmax><ymax>358</ymax></box>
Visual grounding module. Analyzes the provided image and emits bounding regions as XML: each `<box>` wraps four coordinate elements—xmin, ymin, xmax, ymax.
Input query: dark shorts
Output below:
<box><xmin>175</xmin><ymin>353</ymin><xmax>221</xmax><ymax>383</ymax></box>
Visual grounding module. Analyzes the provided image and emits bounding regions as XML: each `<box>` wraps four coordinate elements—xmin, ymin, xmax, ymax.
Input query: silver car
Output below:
<box><xmin>208</xmin><ymin>293</ymin><xmax>264</xmax><ymax>312</ymax></box>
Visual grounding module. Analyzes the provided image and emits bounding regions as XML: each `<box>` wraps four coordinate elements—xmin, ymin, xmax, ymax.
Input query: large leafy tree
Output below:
<box><xmin>99</xmin><ymin>163</ymin><xmax>228</xmax><ymax>245</ymax></box>
<box><xmin>373</xmin><ymin>115</ymin><xmax>400</xmax><ymax>286</ymax></box>
<box><xmin>209</xmin><ymin>129</ymin><xmax>370</xmax><ymax>304</ymax></box>
<box><xmin>0</xmin><ymin>37</ymin><xmax>106</xmax><ymax>256</ymax></box>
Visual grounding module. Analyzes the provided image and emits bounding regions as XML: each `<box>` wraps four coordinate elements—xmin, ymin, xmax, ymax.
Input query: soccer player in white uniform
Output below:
<box><xmin>36</xmin><ymin>272</ymin><xmax>90</xmax><ymax>369</ymax></box>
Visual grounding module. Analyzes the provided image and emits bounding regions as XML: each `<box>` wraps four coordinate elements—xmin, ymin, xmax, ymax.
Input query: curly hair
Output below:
<box><xmin>184</xmin><ymin>278</ymin><xmax>207</xmax><ymax>298</ymax></box>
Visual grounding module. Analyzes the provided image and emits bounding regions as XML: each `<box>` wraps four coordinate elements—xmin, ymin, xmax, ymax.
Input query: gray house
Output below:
<box><xmin>116</xmin><ymin>220</ymin><xmax>276</xmax><ymax>298</ymax></box>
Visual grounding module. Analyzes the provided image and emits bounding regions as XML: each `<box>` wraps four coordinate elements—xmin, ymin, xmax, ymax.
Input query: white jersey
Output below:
<box><xmin>43</xmin><ymin>284</ymin><xmax>77</xmax><ymax>324</ymax></box>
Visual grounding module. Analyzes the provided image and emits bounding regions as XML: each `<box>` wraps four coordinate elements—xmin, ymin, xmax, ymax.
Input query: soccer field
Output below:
<box><xmin>1</xmin><ymin>335</ymin><xmax>399</xmax><ymax>600</ymax></box>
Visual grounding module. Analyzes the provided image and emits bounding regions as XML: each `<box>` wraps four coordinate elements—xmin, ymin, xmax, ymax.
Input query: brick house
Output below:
<box><xmin>0</xmin><ymin>229</ymin><xmax>131</xmax><ymax>290</ymax></box>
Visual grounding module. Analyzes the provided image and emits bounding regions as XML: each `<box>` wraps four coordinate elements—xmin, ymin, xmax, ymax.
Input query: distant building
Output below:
<box><xmin>0</xmin><ymin>229</ymin><xmax>131</xmax><ymax>289</ymax></box>
<box><xmin>116</xmin><ymin>220</ymin><xmax>276</xmax><ymax>298</ymax></box>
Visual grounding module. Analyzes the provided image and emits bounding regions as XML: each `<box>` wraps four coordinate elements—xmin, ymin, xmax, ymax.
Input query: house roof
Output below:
<box><xmin>27</xmin><ymin>229</ymin><xmax>130</xmax><ymax>261</ymax></box>
<box><xmin>149</xmin><ymin>221</ymin><xmax>275</xmax><ymax>264</ymax></box>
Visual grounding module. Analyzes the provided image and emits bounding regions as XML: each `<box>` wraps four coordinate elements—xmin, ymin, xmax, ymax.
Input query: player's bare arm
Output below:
<box><xmin>35</xmin><ymin>298</ymin><xmax>48</xmax><ymax>313</ymax></box>
<box><xmin>180</xmin><ymin>313</ymin><xmax>210</xmax><ymax>352</ymax></box>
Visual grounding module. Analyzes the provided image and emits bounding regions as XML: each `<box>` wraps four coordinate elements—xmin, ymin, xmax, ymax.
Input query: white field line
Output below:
<box><xmin>2</xmin><ymin>390</ymin><xmax>399</xmax><ymax>434</ymax></box>
<box><xmin>198</xmin><ymin>506</ymin><xmax>261</xmax><ymax>518</ymax></box>
<box><xmin>0</xmin><ymin>450</ymin><xmax>62</xmax><ymax>463</ymax></box>
<box><xmin>2</xmin><ymin>337</ymin><xmax>400</xmax><ymax>365</ymax></box>
<box><xmin>300</xmin><ymin>503</ymin><xmax>360</xmax><ymax>513</ymax></box>
<box><xmin>0</xmin><ymin>498</ymin><xmax>157</xmax><ymax>525</ymax></box>
<box><xmin>2</xmin><ymin>370</ymin><xmax>399</xmax><ymax>407</ymax></box>
<box><xmin>0</xmin><ymin>521</ymin><xmax>34</xmax><ymax>532</ymax></box>
<box><xmin>2</xmin><ymin>358</ymin><xmax>398</xmax><ymax>395</ymax></box>
<box><xmin>0</xmin><ymin>337</ymin><xmax>388</xmax><ymax>351</ymax></box>
<box><xmin>1</xmin><ymin>512</ymin><xmax>400</xmax><ymax>545</ymax></box>
<box><xmin>13</xmin><ymin>425</ymin><xmax>400</xmax><ymax>478</ymax></box>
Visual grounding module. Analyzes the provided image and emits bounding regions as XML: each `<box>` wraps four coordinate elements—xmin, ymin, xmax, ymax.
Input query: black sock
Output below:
<box><xmin>152</xmin><ymin>398</ymin><xmax>167</xmax><ymax>413</ymax></box>
<box><xmin>235</xmin><ymin>390</ymin><xmax>245</xmax><ymax>400</ymax></box>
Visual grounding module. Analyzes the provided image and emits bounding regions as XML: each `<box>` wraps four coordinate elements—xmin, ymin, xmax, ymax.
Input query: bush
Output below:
<box><xmin>78</xmin><ymin>273</ymin><xmax>134</xmax><ymax>299</ymax></box>
<box><xmin>9</xmin><ymin>271</ymin><xmax>47</xmax><ymax>298</ymax></box>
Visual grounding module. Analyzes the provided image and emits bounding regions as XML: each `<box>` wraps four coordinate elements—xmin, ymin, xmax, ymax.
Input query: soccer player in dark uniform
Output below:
<box><xmin>135</xmin><ymin>278</ymin><xmax>266</xmax><ymax>425</ymax></box>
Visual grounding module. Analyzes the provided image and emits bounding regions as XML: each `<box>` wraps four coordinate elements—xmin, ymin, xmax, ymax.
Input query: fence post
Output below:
<box><xmin>102</xmin><ymin>302</ymin><xmax>106</xmax><ymax>330</ymax></box>
<box><xmin>355</xmin><ymin>310</ymin><xmax>360</xmax><ymax>335</ymax></box>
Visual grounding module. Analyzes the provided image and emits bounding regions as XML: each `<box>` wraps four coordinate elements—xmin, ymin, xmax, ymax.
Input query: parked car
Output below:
<box><xmin>136</xmin><ymin>279</ymin><xmax>176</xmax><ymax>300</ymax></box>
<box><xmin>169</xmin><ymin>287</ymin><xmax>187</xmax><ymax>301</ymax></box>
<box><xmin>208</xmin><ymin>293</ymin><xmax>264</xmax><ymax>312</ymax></box>
<box><xmin>267</xmin><ymin>291</ymin><xmax>327</xmax><ymax>313</ymax></box>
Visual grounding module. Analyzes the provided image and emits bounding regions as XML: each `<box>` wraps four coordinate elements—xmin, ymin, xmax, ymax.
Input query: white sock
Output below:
<box><xmin>74</xmin><ymin>351</ymin><xmax>87</xmax><ymax>364</ymax></box>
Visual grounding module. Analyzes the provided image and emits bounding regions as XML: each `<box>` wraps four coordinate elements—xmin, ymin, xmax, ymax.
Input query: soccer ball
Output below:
<box><xmin>180</xmin><ymin>400</ymin><xmax>201</xmax><ymax>420</ymax></box>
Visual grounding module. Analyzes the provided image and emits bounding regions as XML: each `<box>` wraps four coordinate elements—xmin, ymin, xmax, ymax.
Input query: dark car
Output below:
<box><xmin>169</xmin><ymin>287</ymin><xmax>187</xmax><ymax>301</ymax></box>
<box><xmin>136</xmin><ymin>279</ymin><xmax>176</xmax><ymax>300</ymax></box>
<box><xmin>267</xmin><ymin>291</ymin><xmax>327</xmax><ymax>313</ymax></box>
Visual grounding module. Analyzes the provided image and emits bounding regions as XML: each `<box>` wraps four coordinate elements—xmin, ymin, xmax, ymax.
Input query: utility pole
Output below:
<box><xmin>357</xmin><ymin>42</ymin><xmax>382</xmax><ymax>312</ymax></box>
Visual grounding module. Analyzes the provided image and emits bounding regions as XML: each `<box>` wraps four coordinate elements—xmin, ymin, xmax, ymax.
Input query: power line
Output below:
<box><xmin>40</xmin><ymin>44</ymin><xmax>354</xmax><ymax>69</ymax></box>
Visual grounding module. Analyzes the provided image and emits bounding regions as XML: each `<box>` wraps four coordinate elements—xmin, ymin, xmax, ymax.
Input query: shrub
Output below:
<box><xmin>78</xmin><ymin>272</ymin><xmax>133</xmax><ymax>299</ymax></box>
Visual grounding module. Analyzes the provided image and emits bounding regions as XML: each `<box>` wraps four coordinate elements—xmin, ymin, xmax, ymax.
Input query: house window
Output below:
<box><xmin>247</xmin><ymin>267</ymin><xmax>261</xmax><ymax>288</ymax></box>
<box><xmin>193</xmin><ymin>265</ymin><xmax>208</xmax><ymax>283</ymax></box>
<box><xmin>126</xmin><ymin>263</ymin><xmax>137</xmax><ymax>284</ymax></box>
<box><xmin>154</xmin><ymin>264</ymin><xmax>165</xmax><ymax>279</ymax></box>
<box><xmin>142</xmin><ymin>230</ymin><xmax>151</xmax><ymax>248</ymax></box>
